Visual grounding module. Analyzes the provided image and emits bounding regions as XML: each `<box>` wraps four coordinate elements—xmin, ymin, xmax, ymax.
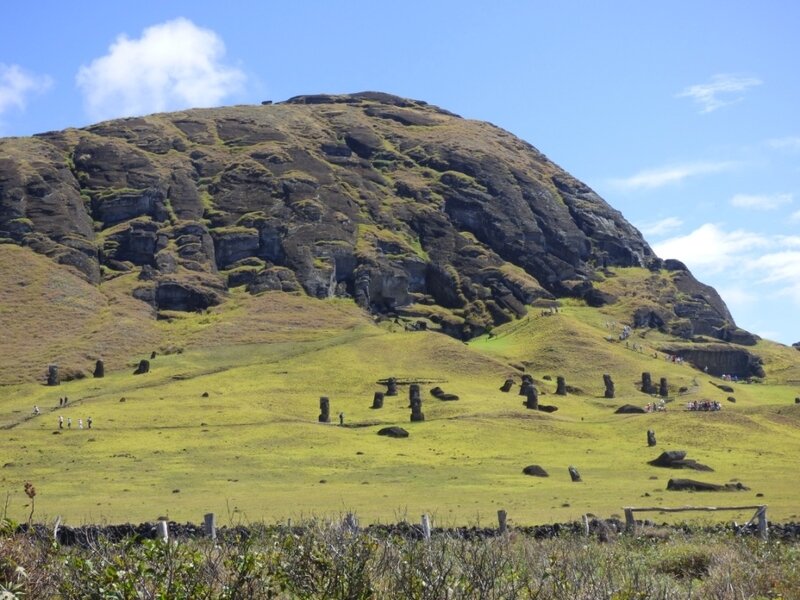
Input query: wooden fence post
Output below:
<box><xmin>624</xmin><ymin>508</ymin><xmax>635</xmax><ymax>533</ymax></box>
<box><xmin>157</xmin><ymin>518</ymin><xmax>169</xmax><ymax>542</ymax></box>
<box><xmin>204</xmin><ymin>513</ymin><xmax>216</xmax><ymax>540</ymax></box>
<box><xmin>757</xmin><ymin>506</ymin><xmax>768</xmax><ymax>541</ymax></box>
<box><xmin>421</xmin><ymin>514</ymin><xmax>431</xmax><ymax>541</ymax></box>
<box><xmin>497</xmin><ymin>509</ymin><xmax>507</xmax><ymax>534</ymax></box>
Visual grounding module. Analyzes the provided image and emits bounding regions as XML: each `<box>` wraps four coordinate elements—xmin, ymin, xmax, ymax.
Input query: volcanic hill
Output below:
<box><xmin>0</xmin><ymin>91</ymin><xmax>761</xmax><ymax>383</ymax></box>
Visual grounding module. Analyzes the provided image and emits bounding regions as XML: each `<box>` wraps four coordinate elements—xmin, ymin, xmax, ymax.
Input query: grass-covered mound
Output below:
<box><xmin>2</xmin><ymin>262</ymin><xmax>799</xmax><ymax>526</ymax></box>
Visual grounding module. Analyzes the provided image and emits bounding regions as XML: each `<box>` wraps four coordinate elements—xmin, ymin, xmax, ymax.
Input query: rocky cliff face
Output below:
<box><xmin>0</xmin><ymin>91</ymin><xmax>743</xmax><ymax>341</ymax></box>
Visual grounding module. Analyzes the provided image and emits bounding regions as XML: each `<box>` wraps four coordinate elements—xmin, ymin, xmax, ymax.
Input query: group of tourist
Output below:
<box><xmin>31</xmin><ymin>402</ymin><xmax>93</xmax><ymax>430</ymax></box>
<box><xmin>644</xmin><ymin>400</ymin><xmax>666</xmax><ymax>412</ymax></box>
<box><xmin>686</xmin><ymin>400</ymin><xmax>722</xmax><ymax>411</ymax></box>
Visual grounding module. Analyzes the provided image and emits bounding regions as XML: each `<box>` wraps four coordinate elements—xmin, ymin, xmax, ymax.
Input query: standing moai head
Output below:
<box><xmin>641</xmin><ymin>372</ymin><xmax>654</xmax><ymax>394</ymax></box>
<box><xmin>568</xmin><ymin>465</ymin><xmax>582</xmax><ymax>482</ymax></box>
<box><xmin>647</xmin><ymin>429</ymin><xmax>657</xmax><ymax>447</ymax></box>
<box><xmin>386</xmin><ymin>377</ymin><xmax>398</xmax><ymax>396</ymax></box>
<box><xmin>556</xmin><ymin>376</ymin><xmax>567</xmax><ymax>396</ymax></box>
<box><xmin>319</xmin><ymin>396</ymin><xmax>331</xmax><ymax>423</ymax></box>
<box><xmin>150</xmin><ymin>351</ymin><xmax>157</xmax><ymax>360</ymax></box>
<box><xmin>372</xmin><ymin>391</ymin><xmax>384</xmax><ymax>409</ymax></box>
<box><xmin>519</xmin><ymin>381</ymin><xmax>532</xmax><ymax>397</ymax></box>
<box><xmin>409</xmin><ymin>384</ymin><xmax>421</xmax><ymax>408</ymax></box>
<box><xmin>47</xmin><ymin>365</ymin><xmax>59</xmax><ymax>386</ymax></box>
<box><xmin>500</xmin><ymin>379</ymin><xmax>514</xmax><ymax>393</ymax></box>
<box><xmin>603</xmin><ymin>374</ymin><xmax>615</xmax><ymax>399</ymax></box>
<box><xmin>525</xmin><ymin>387</ymin><xmax>539</xmax><ymax>410</ymax></box>
<box><xmin>659</xmin><ymin>377</ymin><xmax>668</xmax><ymax>397</ymax></box>
<box><xmin>133</xmin><ymin>359</ymin><xmax>150</xmax><ymax>375</ymax></box>
<box><xmin>93</xmin><ymin>359</ymin><xmax>105</xmax><ymax>379</ymax></box>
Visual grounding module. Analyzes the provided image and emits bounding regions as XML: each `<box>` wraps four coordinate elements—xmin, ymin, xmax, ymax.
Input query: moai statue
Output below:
<box><xmin>568</xmin><ymin>466</ymin><xmax>582</xmax><ymax>482</ymax></box>
<box><xmin>659</xmin><ymin>377</ymin><xmax>668</xmax><ymax>397</ymax></box>
<box><xmin>47</xmin><ymin>365</ymin><xmax>60</xmax><ymax>386</ymax></box>
<box><xmin>525</xmin><ymin>387</ymin><xmax>539</xmax><ymax>410</ymax></box>
<box><xmin>150</xmin><ymin>351</ymin><xmax>157</xmax><ymax>360</ymax></box>
<box><xmin>641</xmin><ymin>372</ymin><xmax>655</xmax><ymax>394</ymax></box>
<box><xmin>519</xmin><ymin>374</ymin><xmax>533</xmax><ymax>397</ymax></box>
<box><xmin>647</xmin><ymin>429</ymin><xmax>657</xmax><ymax>447</ymax></box>
<box><xmin>410</xmin><ymin>386</ymin><xmax>425</xmax><ymax>422</ymax></box>
<box><xmin>133</xmin><ymin>359</ymin><xmax>150</xmax><ymax>375</ymax></box>
<box><xmin>603</xmin><ymin>374</ymin><xmax>615</xmax><ymax>399</ymax></box>
<box><xmin>93</xmin><ymin>360</ymin><xmax>105</xmax><ymax>378</ymax></box>
<box><xmin>409</xmin><ymin>384</ymin><xmax>421</xmax><ymax>407</ymax></box>
<box><xmin>556</xmin><ymin>376</ymin><xmax>567</xmax><ymax>396</ymax></box>
<box><xmin>386</xmin><ymin>377</ymin><xmax>398</xmax><ymax>396</ymax></box>
<box><xmin>371</xmin><ymin>391</ymin><xmax>384</xmax><ymax>409</ymax></box>
<box><xmin>318</xmin><ymin>397</ymin><xmax>331</xmax><ymax>423</ymax></box>
<box><xmin>500</xmin><ymin>379</ymin><xmax>514</xmax><ymax>393</ymax></box>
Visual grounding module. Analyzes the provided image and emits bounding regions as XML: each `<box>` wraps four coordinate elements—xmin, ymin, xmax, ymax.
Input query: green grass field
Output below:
<box><xmin>2</xmin><ymin>257</ymin><xmax>800</xmax><ymax>529</ymax></box>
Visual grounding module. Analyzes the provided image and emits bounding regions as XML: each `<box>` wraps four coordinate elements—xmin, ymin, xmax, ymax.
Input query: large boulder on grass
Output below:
<box><xmin>522</xmin><ymin>465</ymin><xmax>549</xmax><ymax>477</ymax></box>
<box><xmin>378</xmin><ymin>426</ymin><xmax>409</xmax><ymax>438</ymax></box>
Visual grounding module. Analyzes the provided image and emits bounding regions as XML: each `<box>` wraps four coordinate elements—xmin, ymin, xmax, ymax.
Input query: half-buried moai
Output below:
<box><xmin>409</xmin><ymin>385</ymin><xmax>425</xmax><ymax>422</ymax></box>
<box><xmin>386</xmin><ymin>377</ymin><xmax>398</xmax><ymax>396</ymax></box>
<box><xmin>525</xmin><ymin>387</ymin><xmax>539</xmax><ymax>410</ymax></box>
<box><xmin>647</xmin><ymin>429</ymin><xmax>657</xmax><ymax>447</ymax></box>
<box><xmin>500</xmin><ymin>379</ymin><xmax>514</xmax><ymax>393</ymax></box>
<box><xmin>319</xmin><ymin>397</ymin><xmax>331</xmax><ymax>423</ymax></box>
<box><xmin>568</xmin><ymin>466</ymin><xmax>582</xmax><ymax>482</ymax></box>
<box><xmin>133</xmin><ymin>359</ymin><xmax>150</xmax><ymax>375</ymax></box>
<box><xmin>641</xmin><ymin>372</ymin><xmax>655</xmax><ymax>394</ymax></box>
<box><xmin>371</xmin><ymin>391</ymin><xmax>384</xmax><ymax>409</ymax></box>
<box><xmin>519</xmin><ymin>374</ymin><xmax>534</xmax><ymax>397</ymax></box>
<box><xmin>603</xmin><ymin>374</ymin><xmax>615</xmax><ymax>399</ymax></box>
<box><xmin>93</xmin><ymin>360</ymin><xmax>104</xmax><ymax>378</ymax></box>
<box><xmin>556</xmin><ymin>376</ymin><xmax>567</xmax><ymax>396</ymax></box>
<box><xmin>659</xmin><ymin>377</ymin><xmax>668</xmax><ymax>397</ymax></box>
<box><xmin>47</xmin><ymin>365</ymin><xmax>59</xmax><ymax>386</ymax></box>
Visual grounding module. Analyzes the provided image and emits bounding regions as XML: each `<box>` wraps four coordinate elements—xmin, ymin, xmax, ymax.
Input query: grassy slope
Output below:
<box><xmin>1</xmin><ymin>254</ymin><xmax>800</xmax><ymax>527</ymax></box>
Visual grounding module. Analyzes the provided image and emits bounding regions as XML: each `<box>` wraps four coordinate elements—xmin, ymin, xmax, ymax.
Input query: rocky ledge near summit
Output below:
<box><xmin>0</xmin><ymin>91</ymin><xmax>755</xmax><ymax>348</ymax></box>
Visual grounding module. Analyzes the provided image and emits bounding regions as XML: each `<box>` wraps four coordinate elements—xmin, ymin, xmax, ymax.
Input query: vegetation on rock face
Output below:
<box><xmin>0</xmin><ymin>92</ymin><xmax>736</xmax><ymax>344</ymax></box>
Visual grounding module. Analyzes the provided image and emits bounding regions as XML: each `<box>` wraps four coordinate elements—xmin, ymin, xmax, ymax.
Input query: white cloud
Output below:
<box><xmin>767</xmin><ymin>136</ymin><xmax>800</xmax><ymax>151</ymax></box>
<box><xmin>730</xmin><ymin>192</ymin><xmax>792</xmax><ymax>210</ymax></box>
<box><xmin>608</xmin><ymin>161</ymin><xmax>736</xmax><ymax>191</ymax></box>
<box><xmin>791</xmin><ymin>210</ymin><xmax>800</xmax><ymax>222</ymax></box>
<box><xmin>76</xmin><ymin>18</ymin><xmax>246</xmax><ymax>121</ymax></box>
<box><xmin>637</xmin><ymin>216</ymin><xmax>684</xmax><ymax>237</ymax></box>
<box><xmin>0</xmin><ymin>64</ymin><xmax>52</xmax><ymax>115</ymax></box>
<box><xmin>676</xmin><ymin>73</ymin><xmax>762</xmax><ymax>113</ymax></box>
<box><xmin>653</xmin><ymin>223</ymin><xmax>769</xmax><ymax>272</ymax></box>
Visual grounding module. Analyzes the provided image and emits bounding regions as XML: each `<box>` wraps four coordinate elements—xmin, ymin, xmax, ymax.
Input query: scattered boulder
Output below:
<box><xmin>727</xmin><ymin>396</ymin><xmax>736</xmax><ymax>403</ymax></box>
<box><xmin>93</xmin><ymin>360</ymin><xmax>104</xmax><ymax>379</ymax></box>
<box><xmin>522</xmin><ymin>465</ymin><xmax>549</xmax><ymax>477</ymax></box>
<box><xmin>568</xmin><ymin>466</ymin><xmax>582</xmax><ymax>482</ymax></box>
<box><xmin>648</xmin><ymin>450</ymin><xmax>713</xmax><ymax>471</ymax></box>
<box><xmin>201</xmin><ymin>392</ymin><xmax>209</xmax><ymax>398</ymax></box>
<box><xmin>537</xmin><ymin>405</ymin><xmax>559</xmax><ymax>413</ymax></box>
<box><xmin>371</xmin><ymin>392</ymin><xmax>384</xmax><ymax>409</ymax></box>
<box><xmin>378</xmin><ymin>426</ymin><xmax>409</xmax><ymax>438</ymax></box>
<box><xmin>795</xmin><ymin>397</ymin><xmax>800</xmax><ymax>404</ymax></box>
<box><xmin>667</xmin><ymin>478</ymin><xmax>749</xmax><ymax>492</ymax></box>
<box><xmin>615</xmin><ymin>404</ymin><xmax>645</xmax><ymax>414</ymax></box>
<box><xmin>712</xmin><ymin>382</ymin><xmax>735</xmax><ymax>394</ymax></box>
<box><xmin>133</xmin><ymin>360</ymin><xmax>150</xmax><ymax>375</ymax></box>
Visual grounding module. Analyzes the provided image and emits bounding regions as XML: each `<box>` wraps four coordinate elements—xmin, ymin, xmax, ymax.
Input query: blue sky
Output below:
<box><xmin>2</xmin><ymin>1</ymin><xmax>799</xmax><ymax>344</ymax></box>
